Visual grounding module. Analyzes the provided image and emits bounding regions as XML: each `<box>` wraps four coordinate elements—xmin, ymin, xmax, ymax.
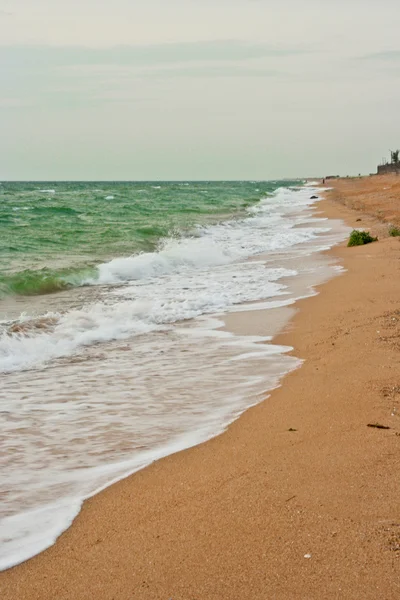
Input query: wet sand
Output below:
<box><xmin>2</xmin><ymin>175</ymin><xmax>400</xmax><ymax>599</ymax></box>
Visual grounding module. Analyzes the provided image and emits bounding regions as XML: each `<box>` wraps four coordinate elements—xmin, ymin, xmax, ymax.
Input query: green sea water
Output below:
<box><xmin>0</xmin><ymin>180</ymin><xmax>298</xmax><ymax>297</ymax></box>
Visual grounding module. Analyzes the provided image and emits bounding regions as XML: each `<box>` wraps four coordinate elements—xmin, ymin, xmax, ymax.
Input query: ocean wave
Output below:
<box><xmin>87</xmin><ymin>187</ymin><xmax>327</xmax><ymax>286</ymax></box>
<box><xmin>0</xmin><ymin>186</ymin><xmax>338</xmax><ymax>373</ymax></box>
<box><xmin>0</xmin><ymin>266</ymin><xmax>96</xmax><ymax>298</ymax></box>
<box><xmin>0</xmin><ymin>262</ymin><xmax>296</xmax><ymax>372</ymax></box>
<box><xmin>1</xmin><ymin>186</ymin><xmax>322</xmax><ymax>297</ymax></box>
<box><xmin>32</xmin><ymin>205</ymin><xmax>82</xmax><ymax>215</ymax></box>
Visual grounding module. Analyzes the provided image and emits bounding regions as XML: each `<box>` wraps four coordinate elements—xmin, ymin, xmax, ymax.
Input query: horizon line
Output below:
<box><xmin>0</xmin><ymin>177</ymin><xmax>321</xmax><ymax>183</ymax></box>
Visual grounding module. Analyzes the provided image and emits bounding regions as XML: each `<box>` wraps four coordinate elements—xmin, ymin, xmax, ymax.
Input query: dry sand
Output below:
<box><xmin>326</xmin><ymin>173</ymin><xmax>400</xmax><ymax>227</ymax></box>
<box><xmin>2</xmin><ymin>175</ymin><xmax>400</xmax><ymax>599</ymax></box>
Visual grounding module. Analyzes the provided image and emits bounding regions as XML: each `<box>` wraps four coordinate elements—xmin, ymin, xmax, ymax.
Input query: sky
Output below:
<box><xmin>1</xmin><ymin>0</ymin><xmax>400</xmax><ymax>180</ymax></box>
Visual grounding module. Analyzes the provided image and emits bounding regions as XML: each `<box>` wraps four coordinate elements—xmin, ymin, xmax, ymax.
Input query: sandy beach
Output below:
<box><xmin>2</xmin><ymin>175</ymin><xmax>400</xmax><ymax>599</ymax></box>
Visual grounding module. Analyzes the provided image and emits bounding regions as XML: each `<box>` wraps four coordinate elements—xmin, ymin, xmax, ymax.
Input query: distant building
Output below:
<box><xmin>377</xmin><ymin>163</ymin><xmax>400</xmax><ymax>175</ymax></box>
<box><xmin>377</xmin><ymin>150</ymin><xmax>400</xmax><ymax>174</ymax></box>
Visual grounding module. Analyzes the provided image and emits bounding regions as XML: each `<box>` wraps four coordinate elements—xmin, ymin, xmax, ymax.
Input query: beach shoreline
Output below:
<box><xmin>2</xmin><ymin>175</ymin><xmax>400</xmax><ymax>599</ymax></box>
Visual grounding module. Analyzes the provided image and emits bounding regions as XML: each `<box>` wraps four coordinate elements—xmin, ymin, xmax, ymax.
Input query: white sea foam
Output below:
<box><xmin>0</xmin><ymin>501</ymin><xmax>82</xmax><ymax>571</ymax></box>
<box><xmin>0</xmin><ymin>262</ymin><xmax>296</xmax><ymax>373</ymax></box>
<box><xmin>38</xmin><ymin>189</ymin><xmax>56</xmax><ymax>193</ymax></box>
<box><xmin>105</xmin><ymin>195</ymin><xmax>114</xmax><ymax>200</ymax></box>
<box><xmin>89</xmin><ymin>186</ymin><xmax>330</xmax><ymax>286</ymax></box>
<box><xmin>0</xmin><ymin>186</ymin><xmax>350</xmax><ymax>571</ymax></box>
<box><xmin>1</xmin><ymin>325</ymin><xmax>299</xmax><ymax>571</ymax></box>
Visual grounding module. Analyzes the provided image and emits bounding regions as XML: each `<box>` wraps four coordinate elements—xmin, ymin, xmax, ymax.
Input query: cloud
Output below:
<box><xmin>0</xmin><ymin>62</ymin><xmax>281</xmax><ymax>112</ymax></box>
<box><xmin>0</xmin><ymin>40</ymin><xmax>302</xmax><ymax>112</ymax></box>
<box><xmin>0</xmin><ymin>40</ymin><xmax>307</xmax><ymax>69</ymax></box>
<box><xmin>360</xmin><ymin>50</ymin><xmax>400</xmax><ymax>61</ymax></box>
<box><xmin>142</xmin><ymin>64</ymin><xmax>281</xmax><ymax>78</ymax></box>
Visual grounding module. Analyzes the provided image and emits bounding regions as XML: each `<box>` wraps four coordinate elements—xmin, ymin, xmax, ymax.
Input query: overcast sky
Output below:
<box><xmin>1</xmin><ymin>0</ymin><xmax>399</xmax><ymax>180</ymax></box>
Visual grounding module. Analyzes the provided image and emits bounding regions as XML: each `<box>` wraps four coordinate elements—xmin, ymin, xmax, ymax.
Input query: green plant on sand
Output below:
<box><xmin>347</xmin><ymin>230</ymin><xmax>378</xmax><ymax>247</ymax></box>
<box><xmin>389</xmin><ymin>226</ymin><xmax>400</xmax><ymax>237</ymax></box>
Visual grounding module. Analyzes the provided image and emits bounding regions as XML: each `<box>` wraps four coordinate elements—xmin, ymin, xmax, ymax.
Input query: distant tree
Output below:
<box><xmin>390</xmin><ymin>149</ymin><xmax>400</xmax><ymax>164</ymax></box>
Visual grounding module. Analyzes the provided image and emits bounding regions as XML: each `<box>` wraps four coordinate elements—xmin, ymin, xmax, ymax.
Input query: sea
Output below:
<box><xmin>0</xmin><ymin>180</ymin><xmax>349</xmax><ymax>570</ymax></box>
